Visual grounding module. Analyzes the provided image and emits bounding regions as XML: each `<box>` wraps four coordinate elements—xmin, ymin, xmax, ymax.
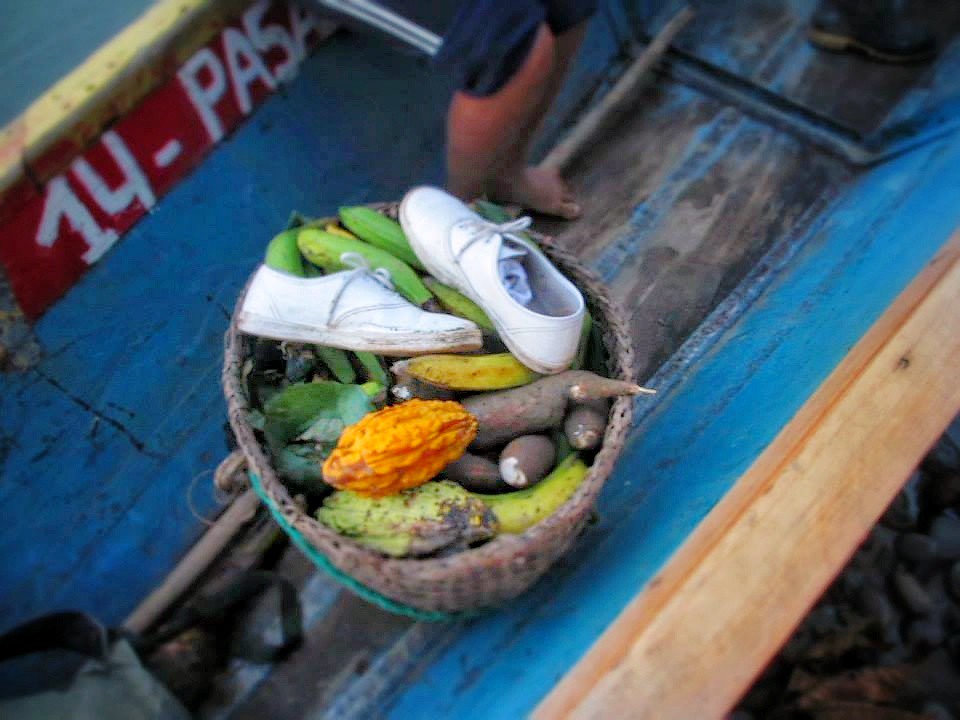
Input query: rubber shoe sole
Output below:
<box><xmin>237</xmin><ymin>312</ymin><xmax>482</xmax><ymax>356</ymax></box>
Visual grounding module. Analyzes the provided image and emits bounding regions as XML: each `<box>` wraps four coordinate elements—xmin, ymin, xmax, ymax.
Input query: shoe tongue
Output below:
<box><xmin>498</xmin><ymin>239</ymin><xmax>533</xmax><ymax>306</ymax></box>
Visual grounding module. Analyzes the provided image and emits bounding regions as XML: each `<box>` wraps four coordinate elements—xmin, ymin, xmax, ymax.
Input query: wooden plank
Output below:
<box><xmin>380</xmin><ymin>128</ymin><xmax>960</xmax><ymax>720</ymax></box>
<box><xmin>536</xmin><ymin>231</ymin><xmax>960</xmax><ymax>719</ymax></box>
<box><xmin>667</xmin><ymin>0</ymin><xmax>960</xmax><ymax>136</ymax></box>
<box><xmin>541</xmin><ymin>7</ymin><xmax>693</xmax><ymax>172</ymax></box>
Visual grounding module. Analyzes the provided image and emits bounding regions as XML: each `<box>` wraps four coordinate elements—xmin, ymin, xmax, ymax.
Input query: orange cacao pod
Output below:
<box><xmin>322</xmin><ymin>399</ymin><xmax>478</xmax><ymax>498</ymax></box>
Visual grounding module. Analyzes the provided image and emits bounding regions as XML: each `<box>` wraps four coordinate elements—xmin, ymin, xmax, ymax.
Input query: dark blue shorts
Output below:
<box><xmin>435</xmin><ymin>0</ymin><xmax>598</xmax><ymax>96</ymax></box>
<box><xmin>312</xmin><ymin>0</ymin><xmax>597</xmax><ymax>97</ymax></box>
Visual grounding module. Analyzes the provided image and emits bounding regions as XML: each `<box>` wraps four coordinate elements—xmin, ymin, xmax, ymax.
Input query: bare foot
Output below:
<box><xmin>487</xmin><ymin>166</ymin><xmax>581</xmax><ymax>220</ymax></box>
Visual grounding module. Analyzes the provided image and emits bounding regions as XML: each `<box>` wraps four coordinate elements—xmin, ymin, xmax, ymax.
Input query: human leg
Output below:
<box><xmin>441</xmin><ymin>1</ymin><xmax>596</xmax><ymax>218</ymax></box>
<box><xmin>445</xmin><ymin>23</ymin><xmax>558</xmax><ymax>210</ymax></box>
<box><xmin>483</xmin><ymin>20</ymin><xmax>589</xmax><ymax>220</ymax></box>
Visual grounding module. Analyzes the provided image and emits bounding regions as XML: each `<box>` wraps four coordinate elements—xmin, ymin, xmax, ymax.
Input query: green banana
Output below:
<box><xmin>422</xmin><ymin>277</ymin><xmax>495</xmax><ymax>332</ymax></box>
<box><xmin>264</xmin><ymin>229</ymin><xmax>305</xmax><ymax>276</ymax></box>
<box><xmin>473</xmin><ymin>199</ymin><xmax>514</xmax><ymax>224</ymax></box>
<box><xmin>297</xmin><ymin>228</ymin><xmax>433</xmax><ymax>306</ymax></box>
<box><xmin>316</xmin><ymin>346</ymin><xmax>356</xmax><ymax>384</ymax></box>
<box><xmin>338</xmin><ymin>206</ymin><xmax>425</xmax><ymax>270</ymax></box>
<box><xmin>473</xmin><ymin>199</ymin><xmax>538</xmax><ymax>248</ymax></box>
<box><xmin>359</xmin><ymin>380</ymin><xmax>387</xmax><ymax>406</ymax></box>
<box><xmin>354</xmin><ymin>351</ymin><xmax>389</xmax><ymax>386</ymax></box>
<box><xmin>471</xmin><ymin>454</ymin><xmax>588</xmax><ymax>534</ymax></box>
<box><xmin>317</xmin><ymin>480</ymin><xmax>498</xmax><ymax>557</ymax></box>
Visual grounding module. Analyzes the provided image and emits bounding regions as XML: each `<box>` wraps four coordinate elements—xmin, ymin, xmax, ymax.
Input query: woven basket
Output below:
<box><xmin>222</xmin><ymin>204</ymin><xmax>635</xmax><ymax>618</ymax></box>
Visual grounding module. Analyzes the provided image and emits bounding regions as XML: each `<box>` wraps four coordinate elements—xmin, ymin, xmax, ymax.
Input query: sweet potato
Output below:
<box><xmin>500</xmin><ymin>435</ymin><xmax>555</xmax><ymax>488</ymax></box>
<box><xmin>462</xmin><ymin>371</ymin><xmax>649</xmax><ymax>449</ymax></box>
<box><xmin>444</xmin><ymin>453</ymin><xmax>512</xmax><ymax>493</ymax></box>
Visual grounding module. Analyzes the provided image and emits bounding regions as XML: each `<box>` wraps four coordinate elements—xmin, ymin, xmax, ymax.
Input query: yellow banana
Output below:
<box><xmin>471</xmin><ymin>454</ymin><xmax>588</xmax><ymax>533</ymax></box>
<box><xmin>392</xmin><ymin>353</ymin><xmax>539</xmax><ymax>391</ymax></box>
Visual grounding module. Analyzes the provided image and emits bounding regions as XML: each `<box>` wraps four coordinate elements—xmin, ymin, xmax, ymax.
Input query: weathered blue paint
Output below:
<box><xmin>0</xmin><ymin>29</ymin><xmax>458</xmax><ymax>631</ymax></box>
<box><xmin>2</xmin><ymin>0</ymin><xmax>959</xmax><ymax>711</ymax></box>
<box><xmin>0</xmin><ymin>8</ymin><xmax>622</xmax><ymax>634</ymax></box>
<box><xmin>382</xmin><ymin>130</ymin><xmax>960</xmax><ymax>719</ymax></box>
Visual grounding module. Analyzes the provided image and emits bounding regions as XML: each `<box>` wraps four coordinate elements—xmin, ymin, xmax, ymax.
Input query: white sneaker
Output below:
<box><xmin>399</xmin><ymin>186</ymin><xmax>585</xmax><ymax>374</ymax></box>
<box><xmin>237</xmin><ymin>256</ymin><xmax>482</xmax><ymax>355</ymax></box>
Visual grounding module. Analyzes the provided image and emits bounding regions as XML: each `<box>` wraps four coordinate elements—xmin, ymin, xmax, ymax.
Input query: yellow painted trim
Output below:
<box><xmin>0</xmin><ymin>0</ymin><xmax>251</xmax><ymax>204</ymax></box>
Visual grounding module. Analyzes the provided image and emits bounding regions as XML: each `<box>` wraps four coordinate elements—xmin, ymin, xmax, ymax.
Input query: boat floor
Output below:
<box><xmin>2</xmin><ymin>0</ymin><xmax>960</xmax><ymax>713</ymax></box>
<box><xmin>189</xmin><ymin>1</ymin><xmax>960</xmax><ymax>717</ymax></box>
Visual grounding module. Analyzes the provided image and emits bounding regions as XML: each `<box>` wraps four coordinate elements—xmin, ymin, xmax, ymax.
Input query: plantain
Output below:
<box><xmin>297</xmin><ymin>228</ymin><xmax>433</xmax><ymax>306</ymax></box>
<box><xmin>338</xmin><ymin>206</ymin><xmax>425</xmax><ymax>270</ymax></box>
<box><xmin>422</xmin><ymin>277</ymin><xmax>495</xmax><ymax>332</ymax></box>
<box><xmin>471</xmin><ymin>453</ymin><xmax>588</xmax><ymax>534</ymax></box>
<box><xmin>315</xmin><ymin>346</ymin><xmax>356</xmax><ymax>384</ymax></box>
<box><xmin>392</xmin><ymin>353</ymin><xmax>539</xmax><ymax>392</ymax></box>
<box><xmin>264</xmin><ymin>229</ymin><xmax>305</xmax><ymax>276</ymax></box>
<box><xmin>317</xmin><ymin>480</ymin><xmax>498</xmax><ymax>557</ymax></box>
<box><xmin>354</xmin><ymin>351</ymin><xmax>388</xmax><ymax>386</ymax></box>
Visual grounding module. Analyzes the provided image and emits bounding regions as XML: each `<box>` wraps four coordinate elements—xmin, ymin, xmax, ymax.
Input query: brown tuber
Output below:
<box><xmin>564</xmin><ymin>399</ymin><xmax>609</xmax><ymax>450</ymax></box>
<box><xmin>462</xmin><ymin>370</ymin><xmax>650</xmax><ymax>449</ymax></box>
<box><xmin>444</xmin><ymin>452</ymin><xmax>513</xmax><ymax>493</ymax></box>
<box><xmin>500</xmin><ymin>435</ymin><xmax>556</xmax><ymax>489</ymax></box>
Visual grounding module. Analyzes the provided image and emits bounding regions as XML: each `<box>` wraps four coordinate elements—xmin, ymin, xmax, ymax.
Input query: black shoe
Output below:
<box><xmin>809</xmin><ymin>0</ymin><xmax>937</xmax><ymax>64</ymax></box>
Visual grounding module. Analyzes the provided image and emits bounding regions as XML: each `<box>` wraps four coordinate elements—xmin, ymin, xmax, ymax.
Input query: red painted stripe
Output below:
<box><xmin>0</xmin><ymin>1</ymin><xmax>325</xmax><ymax>319</ymax></box>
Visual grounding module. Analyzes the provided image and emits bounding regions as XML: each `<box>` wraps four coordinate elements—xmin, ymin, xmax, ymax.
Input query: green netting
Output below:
<box><xmin>248</xmin><ymin>473</ymin><xmax>484</xmax><ymax>623</ymax></box>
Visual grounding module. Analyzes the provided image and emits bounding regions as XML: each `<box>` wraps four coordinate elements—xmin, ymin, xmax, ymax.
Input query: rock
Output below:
<box><xmin>876</xmin><ymin>646</ymin><xmax>907</xmax><ymax>666</ymax></box>
<box><xmin>804</xmin><ymin>605</ymin><xmax>840</xmax><ymax>636</ymax></box>
<box><xmin>947</xmin><ymin>633</ymin><xmax>960</xmax><ymax>662</ymax></box>
<box><xmin>931</xmin><ymin>511</ymin><xmax>960</xmax><ymax>560</ymax></box>
<box><xmin>893</xmin><ymin>565</ymin><xmax>934</xmax><ymax>615</ymax></box>
<box><xmin>880</xmin><ymin>472</ymin><xmax>921</xmax><ymax>530</ymax></box>
<box><xmin>780</xmin><ymin>630</ymin><xmax>813</xmax><ymax>664</ymax></box>
<box><xmin>925</xmin><ymin>434</ymin><xmax>960</xmax><ymax>477</ymax></box>
<box><xmin>949</xmin><ymin>562</ymin><xmax>960</xmax><ymax>601</ymax></box>
<box><xmin>922</xmin><ymin>702</ymin><xmax>954</xmax><ymax>720</ymax></box>
<box><xmin>896</xmin><ymin>532</ymin><xmax>939</xmax><ymax>566</ymax></box>
<box><xmin>925</xmin><ymin>472</ymin><xmax>960</xmax><ymax>510</ymax></box>
<box><xmin>853</xmin><ymin>526</ymin><xmax>898</xmax><ymax>576</ymax></box>
<box><xmin>838</xmin><ymin>568</ymin><xmax>865</xmax><ymax>600</ymax></box>
<box><xmin>854</xmin><ymin>585</ymin><xmax>898</xmax><ymax>628</ymax></box>
<box><xmin>906</xmin><ymin>617</ymin><xmax>946</xmax><ymax>648</ymax></box>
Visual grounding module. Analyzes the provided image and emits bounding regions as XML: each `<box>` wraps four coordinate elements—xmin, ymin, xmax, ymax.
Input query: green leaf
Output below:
<box><xmin>276</xmin><ymin>444</ymin><xmax>326</xmax><ymax>486</ymax></box>
<box><xmin>263</xmin><ymin>381</ymin><xmax>373</xmax><ymax>453</ymax></box>
<box><xmin>297</xmin><ymin>416</ymin><xmax>346</xmax><ymax>443</ymax></box>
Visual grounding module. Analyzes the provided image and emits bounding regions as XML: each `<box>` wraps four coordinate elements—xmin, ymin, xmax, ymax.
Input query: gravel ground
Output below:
<box><xmin>732</xmin><ymin>415</ymin><xmax>960</xmax><ymax>720</ymax></box>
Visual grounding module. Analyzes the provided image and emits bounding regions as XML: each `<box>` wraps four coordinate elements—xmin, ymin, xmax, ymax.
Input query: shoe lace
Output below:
<box><xmin>327</xmin><ymin>252</ymin><xmax>396</xmax><ymax>325</ymax></box>
<box><xmin>454</xmin><ymin>216</ymin><xmax>532</xmax><ymax>260</ymax></box>
<box><xmin>339</xmin><ymin>251</ymin><xmax>395</xmax><ymax>290</ymax></box>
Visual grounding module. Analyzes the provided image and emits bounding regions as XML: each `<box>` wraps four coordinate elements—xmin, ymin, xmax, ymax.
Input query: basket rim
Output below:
<box><xmin>222</xmin><ymin>205</ymin><xmax>636</xmax><ymax>575</ymax></box>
